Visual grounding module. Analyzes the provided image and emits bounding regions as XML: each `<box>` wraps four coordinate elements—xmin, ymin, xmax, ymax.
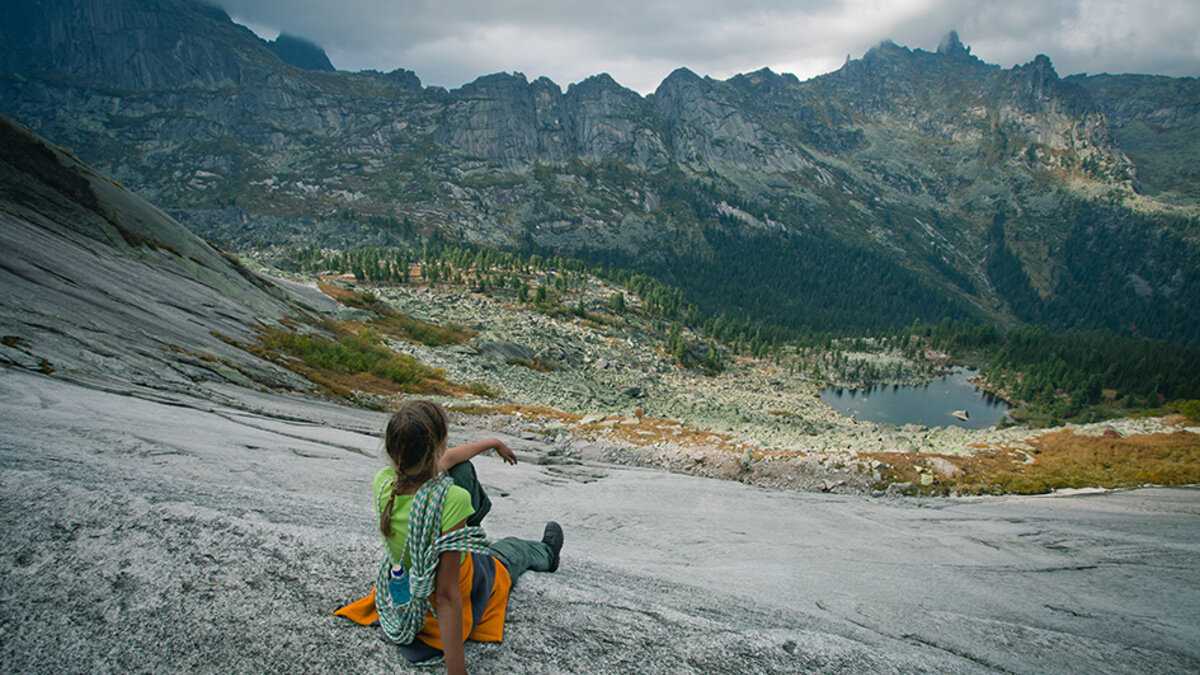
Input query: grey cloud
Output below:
<box><xmin>218</xmin><ymin>0</ymin><xmax>1200</xmax><ymax>93</ymax></box>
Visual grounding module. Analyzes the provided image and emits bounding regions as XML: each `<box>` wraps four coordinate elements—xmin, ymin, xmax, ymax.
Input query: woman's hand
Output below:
<box><xmin>490</xmin><ymin>439</ymin><xmax>517</xmax><ymax>465</ymax></box>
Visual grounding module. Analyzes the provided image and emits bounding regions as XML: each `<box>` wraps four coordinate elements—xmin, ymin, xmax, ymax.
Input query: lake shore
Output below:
<box><xmin>820</xmin><ymin>367</ymin><xmax>1012</xmax><ymax>430</ymax></box>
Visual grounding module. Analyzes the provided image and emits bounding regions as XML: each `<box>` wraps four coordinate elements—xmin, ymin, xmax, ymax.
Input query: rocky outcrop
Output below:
<box><xmin>936</xmin><ymin>30</ymin><xmax>971</xmax><ymax>58</ymax></box>
<box><xmin>564</xmin><ymin>74</ymin><xmax>666</xmax><ymax>165</ymax></box>
<box><xmin>264</xmin><ymin>33</ymin><xmax>335</xmax><ymax>71</ymax></box>
<box><xmin>437</xmin><ymin>71</ymin><xmax>666</xmax><ymax>165</ymax></box>
<box><xmin>653</xmin><ymin>68</ymin><xmax>770</xmax><ymax>169</ymax></box>
<box><xmin>0</xmin><ymin>116</ymin><xmax>311</xmax><ymax>391</ymax></box>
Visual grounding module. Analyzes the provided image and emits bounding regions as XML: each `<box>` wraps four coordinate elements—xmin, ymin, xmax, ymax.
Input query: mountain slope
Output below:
<box><xmin>1069</xmin><ymin>73</ymin><xmax>1200</xmax><ymax>202</ymax></box>
<box><xmin>0</xmin><ymin>115</ymin><xmax>318</xmax><ymax>392</ymax></box>
<box><xmin>2</xmin><ymin>0</ymin><xmax>1198</xmax><ymax>340</ymax></box>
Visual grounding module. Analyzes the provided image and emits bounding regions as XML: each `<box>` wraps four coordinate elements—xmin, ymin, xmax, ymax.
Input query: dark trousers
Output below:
<box><xmin>446</xmin><ymin>461</ymin><xmax>553</xmax><ymax>585</ymax></box>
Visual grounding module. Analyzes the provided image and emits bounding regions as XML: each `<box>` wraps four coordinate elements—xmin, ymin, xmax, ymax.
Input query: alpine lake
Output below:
<box><xmin>820</xmin><ymin>368</ymin><xmax>1011</xmax><ymax>429</ymax></box>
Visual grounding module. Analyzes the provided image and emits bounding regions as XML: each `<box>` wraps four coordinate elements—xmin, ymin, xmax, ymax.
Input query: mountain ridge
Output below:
<box><xmin>2</xmin><ymin>0</ymin><xmax>1198</xmax><ymax>343</ymax></box>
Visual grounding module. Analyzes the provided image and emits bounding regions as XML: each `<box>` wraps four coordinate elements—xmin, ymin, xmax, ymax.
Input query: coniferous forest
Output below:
<box><xmin>271</xmin><ymin>224</ymin><xmax>1200</xmax><ymax>425</ymax></box>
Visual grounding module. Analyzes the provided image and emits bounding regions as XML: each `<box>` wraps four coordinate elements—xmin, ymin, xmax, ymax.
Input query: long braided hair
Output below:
<box><xmin>379</xmin><ymin>400</ymin><xmax>449</xmax><ymax>537</ymax></box>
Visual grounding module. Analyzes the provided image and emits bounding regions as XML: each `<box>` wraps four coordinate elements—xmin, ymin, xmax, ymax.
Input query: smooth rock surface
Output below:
<box><xmin>2</xmin><ymin>370</ymin><xmax>1197</xmax><ymax>673</ymax></box>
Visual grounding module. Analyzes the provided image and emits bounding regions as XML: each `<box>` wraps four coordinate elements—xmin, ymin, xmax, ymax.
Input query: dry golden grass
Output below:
<box><xmin>574</xmin><ymin>414</ymin><xmax>756</xmax><ymax>455</ymax></box>
<box><xmin>1025</xmin><ymin>429</ymin><xmax>1200</xmax><ymax>487</ymax></box>
<box><xmin>868</xmin><ymin>429</ymin><xmax>1200</xmax><ymax>495</ymax></box>
<box><xmin>449</xmin><ymin>403</ymin><xmax>756</xmax><ymax>455</ymax></box>
<box><xmin>316</xmin><ymin>279</ymin><xmax>362</xmax><ymax>304</ymax></box>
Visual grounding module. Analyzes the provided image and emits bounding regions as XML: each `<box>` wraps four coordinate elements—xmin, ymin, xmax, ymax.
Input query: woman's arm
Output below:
<box><xmin>434</xmin><ymin>548</ymin><xmax>466</xmax><ymax>675</ymax></box>
<box><xmin>439</xmin><ymin>437</ymin><xmax>517</xmax><ymax>472</ymax></box>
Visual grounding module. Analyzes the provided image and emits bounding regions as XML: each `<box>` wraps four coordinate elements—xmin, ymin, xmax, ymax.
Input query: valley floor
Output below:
<box><xmin>3</xmin><ymin>369</ymin><xmax>1198</xmax><ymax>673</ymax></box>
<box><xmin>282</xmin><ymin>276</ymin><xmax>1195</xmax><ymax>495</ymax></box>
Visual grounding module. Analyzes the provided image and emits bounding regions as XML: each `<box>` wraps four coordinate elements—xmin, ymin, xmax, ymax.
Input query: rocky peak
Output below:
<box><xmin>652</xmin><ymin>67</ymin><xmax>708</xmax><ymax>116</ymax></box>
<box><xmin>656</xmin><ymin>67</ymin><xmax>703</xmax><ymax>92</ymax></box>
<box><xmin>457</xmin><ymin>71</ymin><xmax>531</xmax><ymax>96</ymax></box>
<box><xmin>728</xmin><ymin>67</ymin><xmax>800</xmax><ymax>90</ymax></box>
<box><xmin>358</xmin><ymin>67</ymin><xmax>423</xmax><ymax>90</ymax></box>
<box><xmin>1029</xmin><ymin>54</ymin><xmax>1058</xmax><ymax>77</ymax></box>
<box><xmin>862</xmin><ymin>39</ymin><xmax>912</xmax><ymax>62</ymax></box>
<box><xmin>568</xmin><ymin>73</ymin><xmax>629</xmax><ymax>96</ymax></box>
<box><xmin>439</xmin><ymin>72</ymin><xmax>544</xmax><ymax>163</ymax></box>
<box><xmin>566</xmin><ymin>74</ymin><xmax>642</xmax><ymax>110</ymax></box>
<box><xmin>264</xmin><ymin>33</ymin><xmax>335</xmax><ymax>72</ymax></box>
<box><xmin>936</xmin><ymin>30</ymin><xmax>971</xmax><ymax>58</ymax></box>
<box><xmin>1008</xmin><ymin>53</ymin><xmax>1064</xmax><ymax>109</ymax></box>
<box><xmin>383</xmin><ymin>68</ymin><xmax>422</xmax><ymax>90</ymax></box>
<box><xmin>532</xmin><ymin>76</ymin><xmax>563</xmax><ymax>95</ymax></box>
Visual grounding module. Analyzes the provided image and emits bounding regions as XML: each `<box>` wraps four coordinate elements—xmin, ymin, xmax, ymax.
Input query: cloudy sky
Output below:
<box><xmin>220</xmin><ymin>0</ymin><xmax>1200</xmax><ymax>93</ymax></box>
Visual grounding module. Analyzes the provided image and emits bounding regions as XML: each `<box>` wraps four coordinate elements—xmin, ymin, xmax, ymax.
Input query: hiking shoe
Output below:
<box><xmin>542</xmin><ymin>521</ymin><xmax>564</xmax><ymax>573</ymax></box>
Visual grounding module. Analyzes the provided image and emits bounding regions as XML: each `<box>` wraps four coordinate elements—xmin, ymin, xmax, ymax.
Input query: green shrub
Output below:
<box><xmin>260</xmin><ymin>328</ymin><xmax>442</xmax><ymax>387</ymax></box>
<box><xmin>1176</xmin><ymin>400</ymin><xmax>1200</xmax><ymax>422</ymax></box>
<box><xmin>372</xmin><ymin>314</ymin><xmax>474</xmax><ymax>347</ymax></box>
<box><xmin>465</xmin><ymin>381</ymin><xmax>500</xmax><ymax>398</ymax></box>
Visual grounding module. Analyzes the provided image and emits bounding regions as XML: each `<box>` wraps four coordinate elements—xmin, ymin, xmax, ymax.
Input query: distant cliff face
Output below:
<box><xmin>2</xmin><ymin>0</ymin><xmax>1198</xmax><ymax>341</ymax></box>
<box><xmin>0</xmin><ymin>0</ymin><xmax>275</xmax><ymax>89</ymax></box>
<box><xmin>1068</xmin><ymin>73</ymin><xmax>1200</xmax><ymax>200</ymax></box>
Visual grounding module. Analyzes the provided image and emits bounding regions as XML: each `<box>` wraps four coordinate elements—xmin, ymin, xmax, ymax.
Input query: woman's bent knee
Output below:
<box><xmin>446</xmin><ymin>460</ymin><xmax>478</xmax><ymax>485</ymax></box>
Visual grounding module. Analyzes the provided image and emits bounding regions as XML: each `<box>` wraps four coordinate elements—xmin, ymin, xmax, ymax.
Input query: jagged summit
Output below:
<box><xmin>862</xmin><ymin>38</ymin><xmax>909</xmax><ymax>60</ymax></box>
<box><xmin>532</xmin><ymin>75</ymin><xmax>562</xmax><ymax>92</ymax></box>
<box><xmin>1030</xmin><ymin>53</ymin><xmax>1058</xmax><ymax>73</ymax></box>
<box><xmin>660</xmin><ymin>66</ymin><xmax>703</xmax><ymax>85</ymax></box>
<box><xmin>570</xmin><ymin>72</ymin><xmax>625</xmax><ymax>91</ymax></box>
<box><xmin>264</xmin><ymin>33</ymin><xmax>335</xmax><ymax>71</ymax></box>
<box><xmin>382</xmin><ymin>67</ymin><xmax>422</xmax><ymax>89</ymax></box>
<box><xmin>729</xmin><ymin>67</ymin><xmax>801</xmax><ymax>88</ymax></box>
<box><xmin>852</xmin><ymin>31</ymin><xmax>988</xmax><ymax>69</ymax></box>
<box><xmin>456</xmin><ymin>70</ymin><xmax>531</xmax><ymax>91</ymax></box>
<box><xmin>937</xmin><ymin>30</ymin><xmax>971</xmax><ymax>57</ymax></box>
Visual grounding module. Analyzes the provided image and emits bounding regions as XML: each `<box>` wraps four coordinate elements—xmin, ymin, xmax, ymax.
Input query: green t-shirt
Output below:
<box><xmin>373</xmin><ymin>467</ymin><xmax>475</xmax><ymax>567</ymax></box>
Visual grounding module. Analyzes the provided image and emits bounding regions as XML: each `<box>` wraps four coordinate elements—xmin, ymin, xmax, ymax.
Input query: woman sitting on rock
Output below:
<box><xmin>336</xmin><ymin>400</ymin><xmax>564</xmax><ymax>673</ymax></box>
